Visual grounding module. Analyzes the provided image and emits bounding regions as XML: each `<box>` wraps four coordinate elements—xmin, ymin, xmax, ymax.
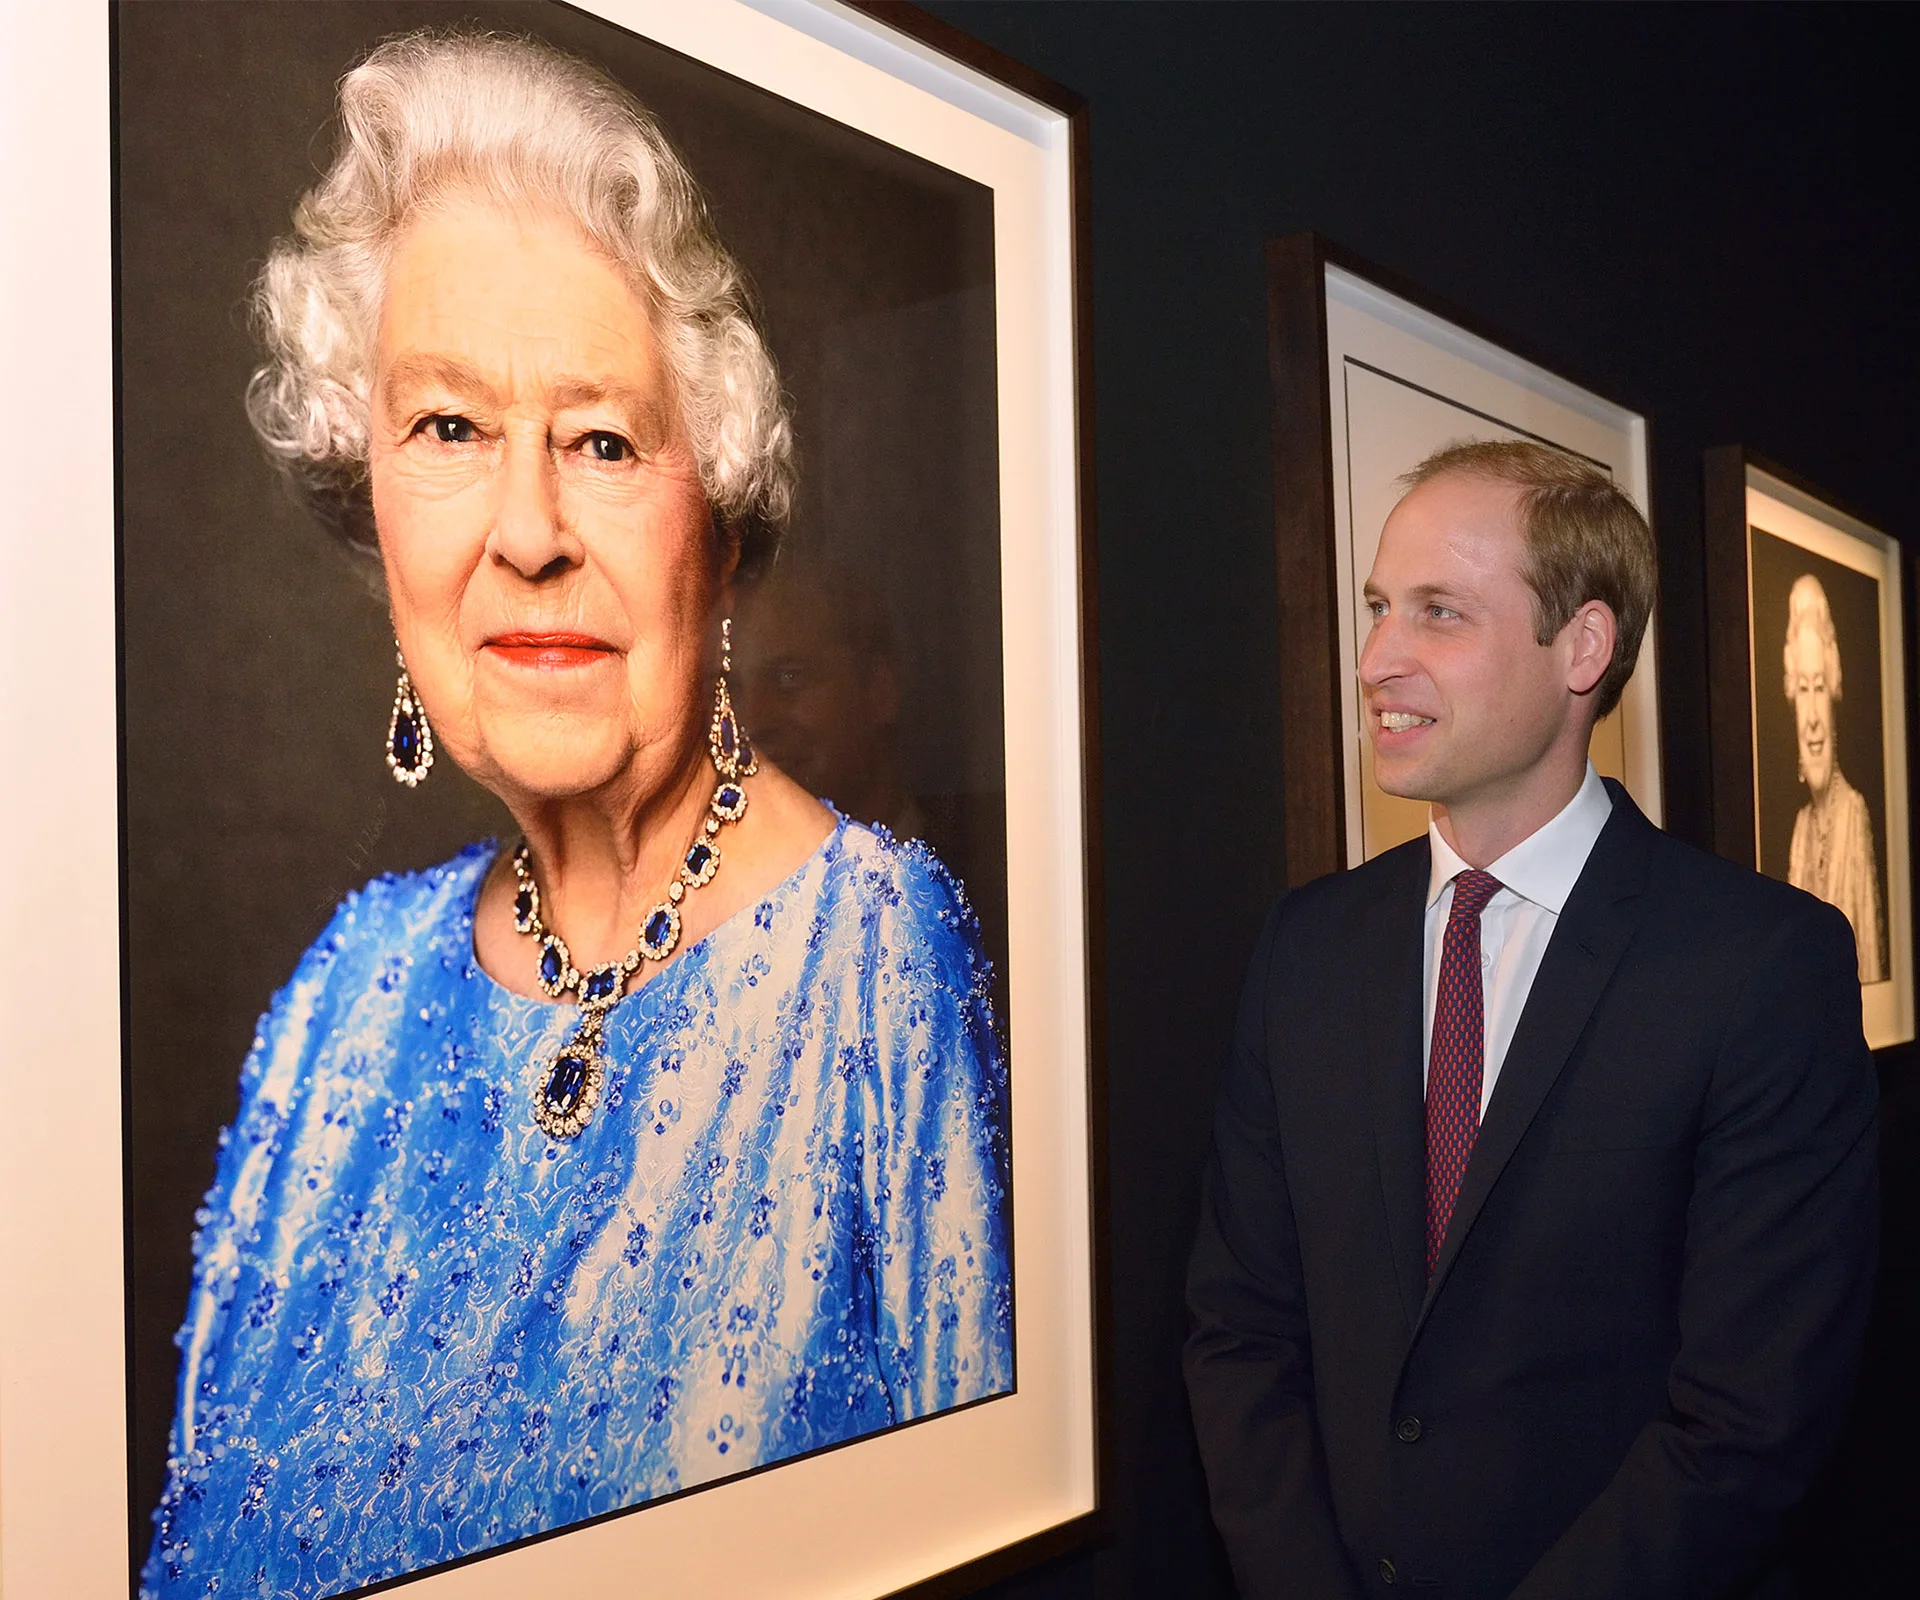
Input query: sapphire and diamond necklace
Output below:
<box><xmin>513</xmin><ymin>670</ymin><xmax>757</xmax><ymax>1139</ymax></box>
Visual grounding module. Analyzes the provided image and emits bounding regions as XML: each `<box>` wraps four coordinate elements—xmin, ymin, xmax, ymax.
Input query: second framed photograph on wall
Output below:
<box><xmin>1705</xmin><ymin>448</ymin><xmax>1914</xmax><ymax>1050</ymax></box>
<box><xmin>1266</xmin><ymin>232</ymin><xmax>1663</xmax><ymax>884</ymax></box>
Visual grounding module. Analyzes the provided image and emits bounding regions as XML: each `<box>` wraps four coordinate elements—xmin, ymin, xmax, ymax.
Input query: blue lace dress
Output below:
<box><xmin>142</xmin><ymin>820</ymin><xmax>1012</xmax><ymax>1598</ymax></box>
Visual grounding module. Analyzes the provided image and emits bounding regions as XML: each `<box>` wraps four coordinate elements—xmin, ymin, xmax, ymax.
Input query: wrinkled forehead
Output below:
<box><xmin>375</xmin><ymin>198</ymin><xmax>667</xmax><ymax>397</ymax></box>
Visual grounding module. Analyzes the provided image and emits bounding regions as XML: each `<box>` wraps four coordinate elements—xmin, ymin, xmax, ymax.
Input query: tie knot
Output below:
<box><xmin>1449</xmin><ymin>869</ymin><xmax>1503</xmax><ymax>921</ymax></box>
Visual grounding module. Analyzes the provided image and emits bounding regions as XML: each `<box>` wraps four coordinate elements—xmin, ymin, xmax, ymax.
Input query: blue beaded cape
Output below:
<box><xmin>142</xmin><ymin>821</ymin><xmax>1012</xmax><ymax>1599</ymax></box>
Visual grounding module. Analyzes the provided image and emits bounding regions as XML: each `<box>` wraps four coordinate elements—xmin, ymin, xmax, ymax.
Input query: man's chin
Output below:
<box><xmin>1369</xmin><ymin>753</ymin><xmax>1441</xmax><ymax>805</ymax></box>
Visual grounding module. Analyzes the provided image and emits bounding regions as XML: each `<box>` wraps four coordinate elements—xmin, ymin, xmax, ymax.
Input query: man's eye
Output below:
<box><xmin>584</xmin><ymin>432</ymin><xmax>631</xmax><ymax>462</ymax></box>
<box><xmin>425</xmin><ymin>415</ymin><xmax>475</xmax><ymax>444</ymax></box>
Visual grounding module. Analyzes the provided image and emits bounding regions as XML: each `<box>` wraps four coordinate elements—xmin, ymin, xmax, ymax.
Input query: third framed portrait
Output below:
<box><xmin>1704</xmin><ymin>447</ymin><xmax>1914</xmax><ymax>1050</ymax></box>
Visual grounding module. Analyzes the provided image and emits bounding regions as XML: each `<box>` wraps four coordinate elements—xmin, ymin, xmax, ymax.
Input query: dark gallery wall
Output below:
<box><xmin>912</xmin><ymin>6</ymin><xmax>1919</xmax><ymax>1598</ymax></box>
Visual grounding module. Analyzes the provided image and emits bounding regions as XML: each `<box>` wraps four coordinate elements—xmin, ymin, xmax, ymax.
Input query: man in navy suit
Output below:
<box><xmin>1186</xmin><ymin>441</ymin><xmax>1878</xmax><ymax>1599</ymax></box>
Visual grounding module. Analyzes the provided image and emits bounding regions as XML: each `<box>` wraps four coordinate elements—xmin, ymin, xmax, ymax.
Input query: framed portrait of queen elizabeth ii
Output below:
<box><xmin>1704</xmin><ymin>447</ymin><xmax>1915</xmax><ymax>1051</ymax></box>
<box><xmin>0</xmin><ymin>3</ymin><xmax>1103</xmax><ymax>1598</ymax></box>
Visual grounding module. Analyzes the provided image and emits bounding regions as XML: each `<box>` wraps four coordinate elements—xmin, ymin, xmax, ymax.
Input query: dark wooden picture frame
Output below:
<box><xmin>1266</xmin><ymin>232</ymin><xmax>1348</xmax><ymax>888</ymax></box>
<box><xmin>1703</xmin><ymin>446</ymin><xmax>1914</xmax><ymax>1051</ymax></box>
<box><xmin>1266</xmin><ymin>231</ymin><xmax>1662</xmax><ymax>886</ymax></box>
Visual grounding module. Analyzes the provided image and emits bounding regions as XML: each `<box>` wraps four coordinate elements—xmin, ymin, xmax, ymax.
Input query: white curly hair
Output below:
<box><xmin>1782</xmin><ymin>573</ymin><xmax>1844</xmax><ymax>702</ymax></box>
<box><xmin>246</xmin><ymin>28</ymin><xmax>794</xmax><ymax>573</ymax></box>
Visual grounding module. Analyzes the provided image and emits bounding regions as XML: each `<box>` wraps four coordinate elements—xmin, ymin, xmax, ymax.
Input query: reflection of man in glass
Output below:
<box><xmin>734</xmin><ymin>558</ymin><xmax>925</xmax><ymax>841</ymax></box>
<box><xmin>1783</xmin><ymin>573</ymin><xmax>1887</xmax><ymax>981</ymax></box>
<box><xmin>735</xmin><ymin>557</ymin><xmax>1010</xmax><ymax>989</ymax></box>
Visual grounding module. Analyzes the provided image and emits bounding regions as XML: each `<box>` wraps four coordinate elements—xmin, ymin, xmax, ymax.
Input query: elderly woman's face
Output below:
<box><xmin>367</xmin><ymin>199</ymin><xmax>722</xmax><ymax>807</ymax></box>
<box><xmin>1787</xmin><ymin>624</ymin><xmax>1835</xmax><ymax>795</ymax></box>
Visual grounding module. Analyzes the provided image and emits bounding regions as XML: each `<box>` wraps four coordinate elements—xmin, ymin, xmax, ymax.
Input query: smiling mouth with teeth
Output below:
<box><xmin>1378</xmin><ymin>711</ymin><xmax>1435</xmax><ymax>731</ymax></box>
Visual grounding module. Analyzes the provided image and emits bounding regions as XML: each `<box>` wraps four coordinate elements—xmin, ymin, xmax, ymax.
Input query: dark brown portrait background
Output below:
<box><xmin>115</xmin><ymin>0</ymin><xmax>1003</xmax><ymax>1541</ymax></box>
<box><xmin>1749</xmin><ymin>526</ymin><xmax>1890</xmax><ymax>971</ymax></box>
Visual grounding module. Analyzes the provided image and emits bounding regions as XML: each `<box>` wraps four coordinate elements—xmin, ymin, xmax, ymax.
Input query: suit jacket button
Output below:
<box><xmin>1395</xmin><ymin>1416</ymin><xmax>1423</xmax><ymax>1442</ymax></box>
<box><xmin>1379</xmin><ymin>1558</ymin><xmax>1397</xmax><ymax>1585</ymax></box>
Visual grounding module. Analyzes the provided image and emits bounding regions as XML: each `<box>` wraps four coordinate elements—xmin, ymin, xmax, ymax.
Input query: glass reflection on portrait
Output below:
<box><xmin>734</xmin><ymin>556</ymin><xmax>1012</xmax><ymax>987</ymax></box>
<box><xmin>1780</xmin><ymin>573</ymin><xmax>1887</xmax><ymax>982</ymax></box>
<box><xmin>736</xmin><ymin>560</ymin><xmax>920</xmax><ymax>839</ymax></box>
<box><xmin>141</xmin><ymin>31</ymin><xmax>1012</xmax><ymax>1600</ymax></box>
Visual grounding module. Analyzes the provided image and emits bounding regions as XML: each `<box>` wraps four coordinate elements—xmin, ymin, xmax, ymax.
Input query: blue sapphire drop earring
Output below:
<box><xmin>386</xmin><ymin>645</ymin><xmax>434</xmax><ymax>787</ymax></box>
<box><xmin>708</xmin><ymin>617</ymin><xmax>757</xmax><ymax>781</ymax></box>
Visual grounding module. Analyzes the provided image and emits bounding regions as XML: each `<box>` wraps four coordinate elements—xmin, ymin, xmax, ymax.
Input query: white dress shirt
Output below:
<box><xmin>1422</xmin><ymin>763</ymin><xmax>1613</xmax><ymax>1114</ymax></box>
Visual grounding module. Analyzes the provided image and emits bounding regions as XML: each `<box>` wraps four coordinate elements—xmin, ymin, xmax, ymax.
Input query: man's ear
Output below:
<box><xmin>1565</xmin><ymin>600</ymin><xmax>1618</xmax><ymax>698</ymax></box>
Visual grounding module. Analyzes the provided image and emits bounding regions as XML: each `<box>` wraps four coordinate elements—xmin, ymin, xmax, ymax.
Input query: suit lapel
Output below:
<box><xmin>1413</xmin><ymin>788</ymin><xmax>1657</xmax><ymax>1334</ymax></box>
<box><xmin>1362</xmin><ymin>841</ymin><xmax>1432</xmax><ymax>1337</ymax></box>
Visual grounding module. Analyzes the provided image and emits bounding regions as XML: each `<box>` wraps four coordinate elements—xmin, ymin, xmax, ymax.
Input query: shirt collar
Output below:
<box><xmin>1425</xmin><ymin>763</ymin><xmax>1613</xmax><ymax>913</ymax></box>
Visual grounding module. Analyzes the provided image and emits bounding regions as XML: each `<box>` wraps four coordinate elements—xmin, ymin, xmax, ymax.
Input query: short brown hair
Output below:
<box><xmin>1401</xmin><ymin>439</ymin><xmax>1657</xmax><ymax>719</ymax></box>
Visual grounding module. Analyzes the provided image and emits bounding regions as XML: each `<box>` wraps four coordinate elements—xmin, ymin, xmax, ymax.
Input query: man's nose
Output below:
<box><xmin>1358</xmin><ymin>612</ymin><xmax>1404</xmax><ymax>687</ymax></box>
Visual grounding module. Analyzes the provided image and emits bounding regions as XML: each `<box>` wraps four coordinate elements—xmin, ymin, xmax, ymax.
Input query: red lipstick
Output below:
<box><xmin>485</xmin><ymin>632</ymin><xmax>616</xmax><ymax>669</ymax></box>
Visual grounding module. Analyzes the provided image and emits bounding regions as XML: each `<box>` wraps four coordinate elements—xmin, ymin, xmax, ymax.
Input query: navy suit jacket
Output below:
<box><xmin>1185</xmin><ymin>786</ymin><xmax>1879</xmax><ymax>1599</ymax></box>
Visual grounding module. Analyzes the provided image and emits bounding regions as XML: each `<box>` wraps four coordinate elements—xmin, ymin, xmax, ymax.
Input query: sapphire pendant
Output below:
<box><xmin>534</xmin><ymin>1016</ymin><xmax>606</xmax><ymax>1140</ymax></box>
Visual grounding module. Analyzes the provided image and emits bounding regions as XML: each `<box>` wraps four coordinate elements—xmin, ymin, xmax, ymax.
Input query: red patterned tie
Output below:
<box><xmin>1426</xmin><ymin>868</ymin><xmax>1502</xmax><ymax>1277</ymax></box>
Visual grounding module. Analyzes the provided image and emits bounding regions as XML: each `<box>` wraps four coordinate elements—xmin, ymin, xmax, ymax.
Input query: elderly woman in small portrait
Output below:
<box><xmin>142</xmin><ymin>31</ymin><xmax>1011</xmax><ymax>1600</ymax></box>
<box><xmin>1782</xmin><ymin>572</ymin><xmax>1886</xmax><ymax>982</ymax></box>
